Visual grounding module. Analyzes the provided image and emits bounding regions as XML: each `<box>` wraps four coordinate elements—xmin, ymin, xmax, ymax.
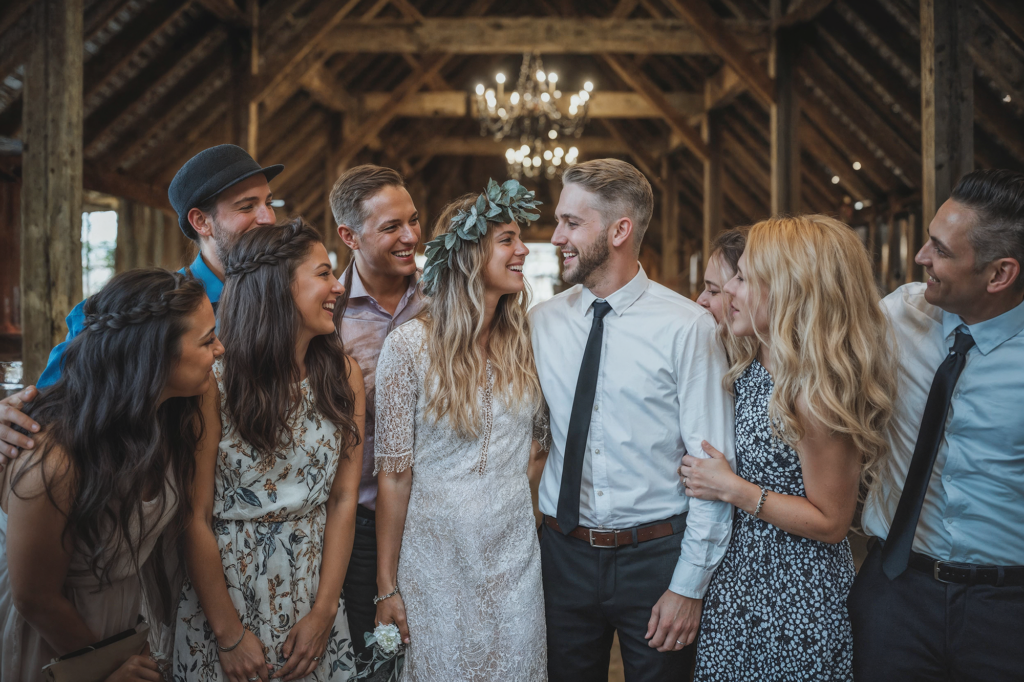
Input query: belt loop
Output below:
<box><xmin>631</xmin><ymin>528</ymin><xmax>638</xmax><ymax>548</ymax></box>
<box><xmin>997</xmin><ymin>567</ymin><xmax>1005</xmax><ymax>587</ymax></box>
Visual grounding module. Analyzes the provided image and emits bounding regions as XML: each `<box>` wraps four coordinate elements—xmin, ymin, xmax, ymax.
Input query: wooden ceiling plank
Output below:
<box><xmin>196</xmin><ymin>0</ymin><xmax>249</xmax><ymax>28</ymax></box>
<box><xmin>323</xmin><ymin>17</ymin><xmax>767</xmax><ymax>54</ymax></box>
<box><xmin>660</xmin><ymin>0</ymin><xmax>775</xmax><ymax>106</ymax></box>
<box><xmin>0</xmin><ymin>0</ymin><xmax>36</xmax><ymax>39</ymax></box>
<box><xmin>127</xmin><ymin>99</ymin><xmax>228</xmax><ymax>177</ymax></box>
<box><xmin>603</xmin><ymin>55</ymin><xmax>709</xmax><ymax>162</ymax></box>
<box><xmin>600</xmin><ymin>119</ymin><xmax>664</xmax><ymax>190</ymax></box>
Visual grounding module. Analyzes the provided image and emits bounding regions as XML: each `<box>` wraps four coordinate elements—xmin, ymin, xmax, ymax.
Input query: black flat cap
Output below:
<box><xmin>169</xmin><ymin>144</ymin><xmax>284</xmax><ymax>240</ymax></box>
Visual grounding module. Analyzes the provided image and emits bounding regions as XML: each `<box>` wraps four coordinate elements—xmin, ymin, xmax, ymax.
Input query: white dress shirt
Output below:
<box><xmin>530</xmin><ymin>266</ymin><xmax>735</xmax><ymax>598</ymax></box>
<box><xmin>862</xmin><ymin>282</ymin><xmax>1024</xmax><ymax>564</ymax></box>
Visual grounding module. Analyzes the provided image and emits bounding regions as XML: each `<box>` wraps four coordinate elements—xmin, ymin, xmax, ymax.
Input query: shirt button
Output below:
<box><xmin>595</xmin><ymin>449</ymin><xmax>600</xmax><ymax>454</ymax></box>
<box><xmin>954</xmin><ymin>391</ymin><xmax>961</xmax><ymax>399</ymax></box>
<box><xmin>594</xmin><ymin>404</ymin><xmax>600</xmax><ymax>412</ymax></box>
<box><xmin>945</xmin><ymin>475</ymin><xmax>952</xmax><ymax>482</ymax></box>
<box><xmin>597</xmin><ymin>490</ymin><xmax>604</xmax><ymax>496</ymax></box>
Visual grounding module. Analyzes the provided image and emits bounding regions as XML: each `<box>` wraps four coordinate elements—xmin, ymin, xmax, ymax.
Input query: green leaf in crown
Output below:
<box><xmin>421</xmin><ymin>178</ymin><xmax>542</xmax><ymax>297</ymax></box>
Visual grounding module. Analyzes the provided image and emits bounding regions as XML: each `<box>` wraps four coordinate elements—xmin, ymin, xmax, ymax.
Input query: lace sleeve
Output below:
<box><xmin>373</xmin><ymin>327</ymin><xmax>417</xmax><ymax>476</ymax></box>
<box><xmin>532</xmin><ymin>397</ymin><xmax>551</xmax><ymax>452</ymax></box>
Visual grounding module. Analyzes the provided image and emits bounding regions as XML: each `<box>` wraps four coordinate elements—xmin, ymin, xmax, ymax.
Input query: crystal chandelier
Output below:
<box><xmin>473</xmin><ymin>53</ymin><xmax>593</xmax><ymax>179</ymax></box>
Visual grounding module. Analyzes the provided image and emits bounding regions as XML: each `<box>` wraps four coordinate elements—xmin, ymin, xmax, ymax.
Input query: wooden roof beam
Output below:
<box><xmin>600</xmin><ymin>119</ymin><xmax>665</xmax><ymax>190</ymax></box>
<box><xmin>660</xmin><ymin>0</ymin><xmax>775</xmax><ymax>106</ymax></box>
<box><xmin>409</xmin><ymin>135</ymin><xmax>628</xmax><ymax>157</ymax></box>
<box><xmin>603</xmin><ymin>55</ymin><xmax>709</xmax><ymax>162</ymax></box>
<box><xmin>800</xmin><ymin>117</ymin><xmax>877</xmax><ymax>201</ymax></box>
<box><xmin>324</xmin><ymin>17</ymin><xmax>768</xmax><ymax>55</ymax></box>
<box><xmin>968</xmin><ymin>4</ymin><xmax>1024</xmax><ymax>108</ymax></box>
<box><xmin>196</xmin><ymin>0</ymin><xmax>250</xmax><ymax>29</ymax></box>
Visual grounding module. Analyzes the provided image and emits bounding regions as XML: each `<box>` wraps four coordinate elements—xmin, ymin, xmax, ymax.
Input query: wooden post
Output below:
<box><xmin>921</xmin><ymin>0</ymin><xmax>973</xmax><ymax>230</ymax></box>
<box><xmin>770</xmin><ymin>4</ymin><xmax>800</xmax><ymax>215</ymax></box>
<box><xmin>702</xmin><ymin>105</ymin><xmax>723</xmax><ymax>268</ymax></box>
<box><xmin>20</xmin><ymin>0</ymin><xmax>83</xmax><ymax>383</ymax></box>
<box><xmin>661</xmin><ymin>155</ymin><xmax>679</xmax><ymax>291</ymax></box>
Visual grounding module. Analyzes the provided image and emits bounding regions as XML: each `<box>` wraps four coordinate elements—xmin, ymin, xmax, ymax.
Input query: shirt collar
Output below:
<box><xmin>942</xmin><ymin>297</ymin><xmax>1024</xmax><ymax>355</ymax></box>
<box><xmin>578</xmin><ymin>264</ymin><xmax>649</xmax><ymax>317</ymax></box>
<box><xmin>187</xmin><ymin>253</ymin><xmax>223</xmax><ymax>304</ymax></box>
<box><xmin>343</xmin><ymin>262</ymin><xmax>421</xmax><ymax>314</ymax></box>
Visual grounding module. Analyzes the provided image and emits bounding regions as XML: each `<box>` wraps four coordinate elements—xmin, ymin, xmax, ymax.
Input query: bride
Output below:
<box><xmin>373</xmin><ymin>180</ymin><xmax>550</xmax><ymax>680</ymax></box>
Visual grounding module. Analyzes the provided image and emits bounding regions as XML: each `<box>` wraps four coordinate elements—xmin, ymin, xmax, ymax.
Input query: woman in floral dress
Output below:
<box><xmin>175</xmin><ymin>220</ymin><xmax>365</xmax><ymax>682</ymax></box>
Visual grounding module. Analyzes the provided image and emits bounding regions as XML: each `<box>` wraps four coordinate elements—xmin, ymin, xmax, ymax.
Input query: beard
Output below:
<box><xmin>562</xmin><ymin>227</ymin><xmax>611</xmax><ymax>287</ymax></box>
<box><xmin>210</xmin><ymin>218</ymin><xmax>241</xmax><ymax>266</ymax></box>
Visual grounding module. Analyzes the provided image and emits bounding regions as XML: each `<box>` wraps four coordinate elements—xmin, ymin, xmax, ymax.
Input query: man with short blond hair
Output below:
<box><xmin>531</xmin><ymin>158</ymin><xmax>734</xmax><ymax>681</ymax></box>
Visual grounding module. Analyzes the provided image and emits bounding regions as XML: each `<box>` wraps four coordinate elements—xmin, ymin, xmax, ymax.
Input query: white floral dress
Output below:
<box><xmin>174</xmin><ymin>365</ymin><xmax>355</xmax><ymax>681</ymax></box>
<box><xmin>374</xmin><ymin>319</ymin><xmax>549</xmax><ymax>681</ymax></box>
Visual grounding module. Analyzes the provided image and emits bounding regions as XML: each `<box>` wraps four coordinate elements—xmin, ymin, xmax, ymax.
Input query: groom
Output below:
<box><xmin>530</xmin><ymin>159</ymin><xmax>734</xmax><ymax>681</ymax></box>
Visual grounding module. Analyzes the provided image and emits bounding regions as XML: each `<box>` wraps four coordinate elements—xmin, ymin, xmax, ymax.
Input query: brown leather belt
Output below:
<box><xmin>544</xmin><ymin>515</ymin><xmax>681</xmax><ymax>548</ymax></box>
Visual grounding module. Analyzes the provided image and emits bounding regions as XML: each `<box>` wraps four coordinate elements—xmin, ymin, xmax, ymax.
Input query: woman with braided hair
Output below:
<box><xmin>176</xmin><ymin>219</ymin><xmax>365</xmax><ymax>682</ymax></box>
<box><xmin>0</xmin><ymin>268</ymin><xmax>223</xmax><ymax>682</ymax></box>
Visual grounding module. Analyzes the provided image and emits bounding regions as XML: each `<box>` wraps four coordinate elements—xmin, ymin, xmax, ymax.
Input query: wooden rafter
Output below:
<box><xmin>602</xmin><ymin>55</ymin><xmax>709</xmax><ymax>162</ymax></box>
<box><xmin>660</xmin><ymin>0</ymin><xmax>775</xmax><ymax>106</ymax></box>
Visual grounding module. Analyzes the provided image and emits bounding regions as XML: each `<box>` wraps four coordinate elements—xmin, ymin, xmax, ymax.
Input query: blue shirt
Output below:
<box><xmin>862</xmin><ymin>283</ymin><xmax>1024</xmax><ymax>565</ymax></box>
<box><xmin>36</xmin><ymin>253</ymin><xmax>223</xmax><ymax>388</ymax></box>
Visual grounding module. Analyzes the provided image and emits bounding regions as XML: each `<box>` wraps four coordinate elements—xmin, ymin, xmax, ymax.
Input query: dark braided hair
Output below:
<box><xmin>13</xmin><ymin>268</ymin><xmax>209</xmax><ymax>595</ymax></box>
<box><xmin>219</xmin><ymin>219</ymin><xmax>360</xmax><ymax>463</ymax></box>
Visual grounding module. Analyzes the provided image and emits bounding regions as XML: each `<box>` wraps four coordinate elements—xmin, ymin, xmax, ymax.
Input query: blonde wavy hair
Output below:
<box><xmin>420</xmin><ymin>194</ymin><xmax>542</xmax><ymax>438</ymax></box>
<box><xmin>725</xmin><ymin>214</ymin><xmax>899</xmax><ymax>502</ymax></box>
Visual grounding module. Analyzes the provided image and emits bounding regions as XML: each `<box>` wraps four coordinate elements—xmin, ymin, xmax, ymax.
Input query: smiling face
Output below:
<box><xmin>696</xmin><ymin>251</ymin><xmax>736</xmax><ymax>326</ymax></box>
<box><xmin>723</xmin><ymin>253</ymin><xmax>770</xmax><ymax>338</ymax></box>
<box><xmin>161</xmin><ymin>297</ymin><xmax>224</xmax><ymax>403</ymax></box>
<box><xmin>481</xmin><ymin>222</ymin><xmax>530</xmax><ymax>299</ymax></box>
<box><xmin>191</xmin><ymin>174</ymin><xmax>277</xmax><ymax>267</ymax></box>
<box><xmin>342</xmin><ymin>185</ymin><xmax>421</xmax><ymax>279</ymax></box>
<box><xmin>291</xmin><ymin>242</ymin><xmax>346</xmax><ymax>338</ymax></box>
<box><xmin>916</xmin><ymin>199</ymin><xmax>994</xmax><ymax>317</ymax></box>
<box><xmin>552</xmin><ymin>183</ymin><xmax>612</xmax><ymax>287</ymax></box>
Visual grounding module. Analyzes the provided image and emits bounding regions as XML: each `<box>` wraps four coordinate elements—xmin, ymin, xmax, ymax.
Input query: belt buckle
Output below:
<box><xmin>589</xmin><ymin>528</ymin><xmax>618</xmax><ymax>548</ymax></box>
<box><xmin>933</xmin><ymin>560</ymin><xmax>954</xmax><ymax>584</ymax></box>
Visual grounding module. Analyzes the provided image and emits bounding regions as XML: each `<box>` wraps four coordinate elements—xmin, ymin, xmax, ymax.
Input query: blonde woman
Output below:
<box><xmin>680</xmin><ymin>215</ymin><xmax>898</xmax><ymax>681</ymax></box>
<box><xmin>373</xmin><ymin>181</ymin><xmax>549</xmax><ymax>681</ymax></box>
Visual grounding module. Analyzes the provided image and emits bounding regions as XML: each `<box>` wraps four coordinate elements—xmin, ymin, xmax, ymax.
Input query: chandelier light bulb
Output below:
<box><xmin>554</xmin><ymin>147</ymin><xmax>564</xmax><ymax>156</ymax></box>
<box><xmin>520</xmin><ymin>144</ymin><xmax>530</xmax><ymax>154</ymax></box>
<box><xmin>580</xmin><ymin>91</ymin><xmax>589</xmax><ymax>102</ymax></box>
<box><xmin>554</xmin><ymin>90</ymin><xmax>561</xmax><ymax>98</ymax></box>
<box><xmin>852</xmin><ymin>161</ymin><xmax>862</xmax><ymax>170</ymax></box>
<box><xmin>496</xmin><ymin>73</ymin><xmax>506</xmax><ymax>84</ymax></box>
<box><xmin>584</xmin><ymin>81</ymin><xmax>594</xmax><ymax>92</ymax></box>
<box><xmin>510</xmin><ymin>92</ymin><xmax>520</xmax><ymax>105</ymax></box>
<box><xmin>549</xmin><ymin>73</ymin><xmax>558</xmax><ymax>84</ymax></box>
<box><xmin>506</xmin><ymin>148</ymin><xmax>515</xmax><ymax>162</ymax></box>
<box><xmin>523</xmin><ymin>157</ymin><xmax>533</xmax><ymax>167</ymax></box>
<box><xmin>552</xmin><ymin>156</ymin><xmax>561</xmax><ymax>166</ymax></box>
<box><xmin>544</xmin><ymin>150</ymin><xmax>553</xmax><ymax>160</ymax></box>
<box><xmin>476</xmin><ymin>84</ymin><xmax>485</xmax><ymax>95</ymax></box>
<box><xmin>831</xmin><ymin>175</ymin><xmax>841</xmax><ymax>184</ymax></box>
<box><xmin>541</xmin><ymin>92</ymin><xmax>550</xmax><ymax>102</ymax></box>
<box><xmin>533</xmin><ymin>155</ymin><xmax>541</xmax><ymax>165</ymax></box>
<box><xmin>569</xmin><ymin>146</ymin><xmax>578</xmax><ymax>157</ymax></box>
<box><xmin>537</xmin><ymin>70</ymin><xmax>546</xmax><ymax>82</ymax></box>
<box><xmin>568</xmin><ymin>104</ymin><xmax>578</xmax><ymax>115</ymax></box>
<box><xmin>570</xmin><ymin>94</ymin><xmax>580</xmax><ymax>107</ymax></box>
<box><xmin>854</xmin><ymin>201</ymin><xmax>864</xmax><ymax>210</ymax></box>
<box><xmin>548</xmin><ymin>130</ymin><xmax>558</xmax><ymax>139</ymax></box>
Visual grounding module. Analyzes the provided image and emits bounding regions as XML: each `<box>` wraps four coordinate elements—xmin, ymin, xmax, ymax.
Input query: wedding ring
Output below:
<box><xmin>313</xmin><ymin>656</ymin><xmax>321</xmax><ymax>662</ymax></box>
<box><xmin>248</xmin><ymin>676</ymin><xmax>260</xmax><ymax>681</ymax></box>
<box><xmin>676</xmin><ymin>640</ymin><xmax>684</xmax><ymax>646</ymax></box>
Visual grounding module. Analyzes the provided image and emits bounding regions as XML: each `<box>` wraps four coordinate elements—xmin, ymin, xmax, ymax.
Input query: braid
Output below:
<box><xmin>82</xmin><ymin>272</ymin><xmax>200</xmax><ymax>332</ymax></box>
<box><xmin>223</xmin><ymin>220</ymin><xmax>304</xmax><ymax>278</ymax></box>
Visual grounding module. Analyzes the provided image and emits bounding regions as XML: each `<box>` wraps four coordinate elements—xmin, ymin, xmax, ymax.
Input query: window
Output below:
<box><xmin>82</xmin><ymin>210</ymin><xmax>118</xmax><ymax>296</ymax></box>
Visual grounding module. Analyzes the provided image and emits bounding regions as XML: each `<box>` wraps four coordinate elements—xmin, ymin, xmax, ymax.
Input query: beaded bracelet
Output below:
<box><xmin>753</xmin><ymin>487</ymin><xmax>769</xmax><ymax>518</ymax></box>
<box><xmin>217</xmin><ymin>627</ymin><xmax>246</xmax><ymax>652</ymax></box>
<box><xmin>374</xmin><ymin>584</ymin><xmax>400</xmax><ymax>605</ymax></box>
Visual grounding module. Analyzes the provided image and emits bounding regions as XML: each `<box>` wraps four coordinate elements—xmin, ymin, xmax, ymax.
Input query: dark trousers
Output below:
<box><xmin>541</xmin><ymin>520</ymin><xmax>695</xmax><ymax>682</ymax></box>
<box><xmin>344</xmin><ymin>505</ymin><xmax>380</xmax><ymax>670</ymax></box>
<box><xmin>849</xmin><ymin>542</ymin><xmax>1024</xmax><ymax>681</ymax></box>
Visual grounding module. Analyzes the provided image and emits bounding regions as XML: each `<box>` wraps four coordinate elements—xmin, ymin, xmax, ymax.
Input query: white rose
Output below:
<box><xmin>373</xmin><ymin>623</ymin><xmax>402</xmax><ymax>655</ymax></box>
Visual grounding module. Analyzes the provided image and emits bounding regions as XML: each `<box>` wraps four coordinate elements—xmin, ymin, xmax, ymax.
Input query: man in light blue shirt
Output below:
<box><xmin>0</xmin><ymin>144</ymin><xmax>282</xmax><ymax>456</ymax></box>
<box><xmin>852</xmin><ymin>169</ymin><xmax>1024</xmax><ymax>681</ymax></box>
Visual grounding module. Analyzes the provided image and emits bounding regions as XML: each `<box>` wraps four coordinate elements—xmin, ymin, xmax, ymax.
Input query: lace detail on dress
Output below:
<box><xmin>373</xmin><ymin>324</ymin><xmax>418</xmax><ymax>477</ymax></box>
<box><xmin>475</xmin><ymin>363</ymin><xmax>494</xmax><ymax>475</ymax></box>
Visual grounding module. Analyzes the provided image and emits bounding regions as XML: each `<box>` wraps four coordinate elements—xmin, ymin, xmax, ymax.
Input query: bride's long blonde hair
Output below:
<box><xmin>725</xmin><ymin>214</ymin><xmax>899</xmax><ymax>499</ymax></box>
<box><xmin>421</xmin><ymin>194</ymin><xmax>542</xmax><ymax>438</ymax></box>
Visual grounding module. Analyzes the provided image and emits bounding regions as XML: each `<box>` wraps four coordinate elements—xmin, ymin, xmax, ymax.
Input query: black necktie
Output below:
<box><xmin>557</xmin><ymin>300</ymin><xmax>613</xmax><ymax>533</ymax></box>
<box><xmin>881</xmin><ymin>329</ymin><xmax>975</xmax><ymax>579</ymax></box>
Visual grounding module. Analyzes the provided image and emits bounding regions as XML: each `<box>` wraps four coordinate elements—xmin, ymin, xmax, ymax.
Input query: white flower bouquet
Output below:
<box><xmin>354</xmin><ymin>624</ymin><xmax>405</xmax><ymax>681</ymax></box>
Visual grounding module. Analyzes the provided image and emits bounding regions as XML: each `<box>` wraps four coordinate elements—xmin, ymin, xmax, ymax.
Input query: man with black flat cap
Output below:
<box><xmin>0</xmin><ymin>145</ymin><xmax>283</xmax><ymax>458</ymax></box>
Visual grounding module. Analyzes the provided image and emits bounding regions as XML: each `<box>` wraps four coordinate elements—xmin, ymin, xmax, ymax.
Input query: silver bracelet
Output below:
<box><xmin>217</xmin><ymin>627</ymin><xmax>246</xmax><ymax>652</ymax></box>
<box><xmin>374</xmin><ymin>584</ymin><xmax>400</xmax><ymax>605</ymax></box>
<box><xmin>753</xmin><ymin>487</ymin><xmax>768</xmax><ymax>518</ymax></box>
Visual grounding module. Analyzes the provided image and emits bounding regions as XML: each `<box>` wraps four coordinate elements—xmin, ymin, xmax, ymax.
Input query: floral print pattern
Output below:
<box><xmin>174</xmin><ymin>365</ymin><xmax>355</xmax><ymax>681</ymax></box>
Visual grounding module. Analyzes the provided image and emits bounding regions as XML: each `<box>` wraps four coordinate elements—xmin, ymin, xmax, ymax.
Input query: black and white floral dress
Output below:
<box><xmin>694</xmin><ymin>360</ymin><xmax>854</xmax><ymax>682</ymax></box>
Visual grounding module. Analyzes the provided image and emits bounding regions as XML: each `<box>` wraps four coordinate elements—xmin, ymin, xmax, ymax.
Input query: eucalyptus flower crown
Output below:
<box><xmin>421</xmin><ymin>178</ymin><xmax>542</xmax><ymax>296</ymax></box>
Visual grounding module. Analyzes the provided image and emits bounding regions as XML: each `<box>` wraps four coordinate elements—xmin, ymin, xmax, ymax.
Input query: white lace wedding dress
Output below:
<box><xmin>374</xmin><ymin>319</ymin><xmax>548</xmax><ymax>681</ymax></box>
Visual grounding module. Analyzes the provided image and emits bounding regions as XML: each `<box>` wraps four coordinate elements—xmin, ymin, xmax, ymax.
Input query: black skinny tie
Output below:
<box><xmin>556</xmin><ymin>300</ymin><xmax>613</xmax><ymax>533</ymax></box>
<box><xmin>881</xmin><ymin>329</ymin><xmax>976</xmax><ymax>580</ymax></box>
